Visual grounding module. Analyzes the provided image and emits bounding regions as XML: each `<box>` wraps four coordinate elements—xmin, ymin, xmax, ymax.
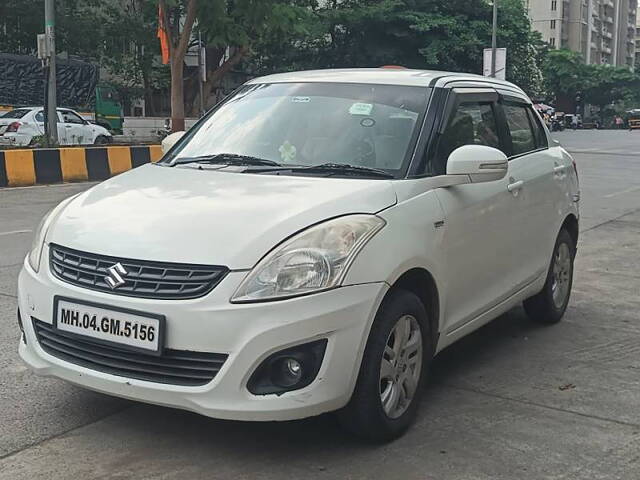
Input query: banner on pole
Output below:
<box><xmin>483</xmin><ymin>48</ymin><xmax>507</xmax><ymax>80</ymax></box>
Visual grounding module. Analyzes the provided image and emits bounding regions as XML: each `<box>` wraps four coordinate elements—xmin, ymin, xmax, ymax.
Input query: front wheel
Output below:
<box><xmin>338</xmin><ymin>289</ymin><xmax>432</xmax><ymax>442</ymax></box>
<box><xmin>94</xmin><ymin>135</ymin><xmax>110</xmax><ymax>145</ymax></box>
<box><xmin>524</xmin><ymin>228</ymin><xmax>575</xmax><ymax>324</ymax></box>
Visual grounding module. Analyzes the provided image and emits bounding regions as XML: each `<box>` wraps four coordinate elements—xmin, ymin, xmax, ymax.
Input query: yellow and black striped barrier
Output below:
<box><xmin>0</xmin><ymin>145</ymin><xmax>163</xmax><ymax>187</ymax></box>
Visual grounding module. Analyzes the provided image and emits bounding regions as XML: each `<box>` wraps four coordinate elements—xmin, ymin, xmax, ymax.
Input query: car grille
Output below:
<box><xmin>32</xmin><ymin>319</ymin><xmax>228</xmax><ymax>386</ymax></box>
<box><xmin>49</xmin><ymin>244</ymin><xmax>228</xmax><ymax>300</ymax></box>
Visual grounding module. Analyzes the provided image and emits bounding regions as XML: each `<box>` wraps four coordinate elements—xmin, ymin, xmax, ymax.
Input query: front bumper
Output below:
<box><xmin>18</xmin><ymin>245</ymin><xmax>387</xmax><ymax>421</ymax></box>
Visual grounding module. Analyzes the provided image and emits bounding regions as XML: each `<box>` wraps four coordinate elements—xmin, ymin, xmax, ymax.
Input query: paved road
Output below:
<box><xmin>1</xmin><ymin>131</ymin><xmax>639</xmax><ymax>479</ymax></box>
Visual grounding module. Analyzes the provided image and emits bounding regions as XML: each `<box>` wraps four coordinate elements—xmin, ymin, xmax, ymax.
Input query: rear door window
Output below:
<box><xmin>503</xmin><ymin>104</ymin><xmax>536</xmax><ymax>156</ymax></box>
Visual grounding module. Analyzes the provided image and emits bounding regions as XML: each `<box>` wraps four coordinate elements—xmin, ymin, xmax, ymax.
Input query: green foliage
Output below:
<box><xmin>13</xmin><ymin>0</ymin><xmax>636</xmax><ymax>114</ymax></box>
<box><xmin>0</xmin><ymin>0</ymin><xmax>45</xmax><ymax>54</ymax></box>
<box><xmin>254</xmin><ymin>0</ymin><xmax>545</xmax><ymax>96</ymax></box>
<box><xmin>542</xmin><ymin>49</ymin><xmax>640</xmax><ymax>118</ymax></box>
<box><xmin>196</xmin><ymin>0</ymin><xmax>313</xmax><ymax>50</ymax></box>
<box><xmin>542</xmin><ymin>49</ymin><xmax>588</xmax><ymax>98</ymax></box>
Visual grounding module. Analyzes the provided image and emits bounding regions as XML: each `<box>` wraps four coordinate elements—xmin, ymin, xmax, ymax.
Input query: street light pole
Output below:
<box><xmin>491</xmin><ymin>0</ymin><xmax>498</xmax><ymax>78</ymax></box>
<box><xmin>44</xmin><ymin>0</ymin><xmax>58</xmax><ymax>144</ymax></box>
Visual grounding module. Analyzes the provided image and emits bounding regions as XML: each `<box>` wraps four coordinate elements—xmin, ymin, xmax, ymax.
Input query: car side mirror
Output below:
<box><xmin>161</xmin><ymin>131</ymin><xmax>186</xmax><ymax>154</ymax></box>
<box><xmin>445</xmin><ymin>145</ymin><xmax>508</xmax><ymax>184</ymax></box>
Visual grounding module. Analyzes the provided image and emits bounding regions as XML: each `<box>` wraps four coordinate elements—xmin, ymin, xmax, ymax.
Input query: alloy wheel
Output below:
<box><xmin>551</xmin><ymin>242</ymin><xmax>572</xmax><ymax>309</ymax></box>
<box><xmin>379</xmin><ymin>314</ymin><xmax>423</xmax><ymax>419</ymax></box>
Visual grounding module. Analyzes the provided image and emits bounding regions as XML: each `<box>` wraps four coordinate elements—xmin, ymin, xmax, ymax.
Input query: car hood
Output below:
<box><xmin>47</xmin><ymin>164</ymin><xmax>397</xmax><ymax>269</ymax></box>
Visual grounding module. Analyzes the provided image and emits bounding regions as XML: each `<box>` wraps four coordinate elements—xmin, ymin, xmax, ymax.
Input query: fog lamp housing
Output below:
<box><xmin>247</xmin><ymin>339</ymin><xmax>328</xmax><ymax>395</ymax></box>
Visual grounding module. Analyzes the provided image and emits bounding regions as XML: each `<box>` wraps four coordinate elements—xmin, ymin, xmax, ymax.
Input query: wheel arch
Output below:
<box><xmin>388</xmin><ymin>267</ymin><xmax>440</xmax><ymax>349</ymax></box>
<box><xmin>561</xmin><ymin>213</ymin><xmax>579</xmax><ymax>248</ymax></box>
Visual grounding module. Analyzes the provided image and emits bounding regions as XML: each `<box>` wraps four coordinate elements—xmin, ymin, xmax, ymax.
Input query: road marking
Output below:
<box><xmin>604</xmin><ymin>186</ymin><xmax>640</xmax><ymax>199</ymax></box>
<box><xmin>0</xmin><ymin>229</ymin><xmax>32</xmax><ymax>237</ymax></box>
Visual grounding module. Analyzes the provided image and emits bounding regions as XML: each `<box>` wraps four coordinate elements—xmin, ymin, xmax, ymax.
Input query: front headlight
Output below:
<box><xmin>231</xmin><ymin>215</ymin><xmax>385</xmax><ymax>303</ymax></box>
<box><xmin>28</xmin><ymin>210</ymin><xmax>54</xmax><ymax>273</ymax></box>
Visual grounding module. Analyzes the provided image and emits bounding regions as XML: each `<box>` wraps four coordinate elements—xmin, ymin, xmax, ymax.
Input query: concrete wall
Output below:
<box><xmin>0</xmin><ymin>145</ymin><xmax>163</xmax><ymax>187</ymax></box>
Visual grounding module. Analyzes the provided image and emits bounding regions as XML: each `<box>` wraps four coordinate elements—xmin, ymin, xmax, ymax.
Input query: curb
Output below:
<box><xmin>0</xmin><ymin>145</ymin><xmax>163</xmax><ymax>187</ymax></box>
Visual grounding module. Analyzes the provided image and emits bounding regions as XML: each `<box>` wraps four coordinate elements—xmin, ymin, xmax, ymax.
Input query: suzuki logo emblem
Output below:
<box><xmin>105</xmin><ymin>263</ymin><xmax>127</xmax><ymax>289</ymax></box>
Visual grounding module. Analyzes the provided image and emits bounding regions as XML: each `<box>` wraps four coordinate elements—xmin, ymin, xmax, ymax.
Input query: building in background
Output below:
<box><xmin>526</xmin><ymin>0</ymin><xmax>638</xmax><ymax>68</ymax></box>
<box><xmin>636</xmin><ymin>11</ymin><xmax>640</xmax><ymax>65</ymax></box>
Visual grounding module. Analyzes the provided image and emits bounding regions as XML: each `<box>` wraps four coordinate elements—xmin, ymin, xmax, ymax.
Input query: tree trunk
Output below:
<box><xmin>200</xmin><ymin>46</ymin><xmax>249</xmax><ymax>109</ymax></box>
<box><xmin>170</xmin><ymin>60</ymin><xmax>185</xmax><ymax>131</ymax></box>
<box><xmin>143</xmin><ymin>72</ymin><xmax>154</xmax><ymax>117</ymax></box>
<box><xmin>162</xmin><ymin>0</ymin><xmax>197</xmax><ymax>132</ymax></box>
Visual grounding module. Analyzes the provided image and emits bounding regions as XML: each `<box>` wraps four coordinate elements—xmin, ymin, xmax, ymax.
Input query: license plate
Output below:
<box><xmin>53</xmin><ymin>297</ymin><xmax>165</xmax><ymax>355</ymax></box>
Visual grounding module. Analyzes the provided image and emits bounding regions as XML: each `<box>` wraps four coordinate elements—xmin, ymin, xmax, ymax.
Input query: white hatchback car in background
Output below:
<box><xmin>17</xmin><ymin>69</ymin><xmax>579</xmax><ymax>442</ymax></box>
<box><xmin>0</xmin><ymin>107</ymin><xmax>112</xmax><ymax>146</ymax></box>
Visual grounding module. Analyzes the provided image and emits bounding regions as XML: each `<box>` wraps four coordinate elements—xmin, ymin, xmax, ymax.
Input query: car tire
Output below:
<box><xmin>94</xmin><ymin>135</ymin><xmax>109</xmax><ymax>145</ymax></box>
<box><xmin>524</xmin><ymin>228</ymin><xmax>575</xmax><ymax>325</ymax></box>
<box><xmin>337</xmin><ymin>289</ymin><xmax>433</xmax><ymax>442</ymax></box>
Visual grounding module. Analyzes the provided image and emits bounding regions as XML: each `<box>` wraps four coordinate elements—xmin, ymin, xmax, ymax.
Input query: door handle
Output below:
<box><xmin>65</xmin><ymin>125</ymin><xmax>72</xmax><ymax>128</ymax></box>
<box><xmin>507</xmin><ymin>180</ymin><xmax>524</xmax><ymax>193</ymax></box>
<box><xmin>553</xmin><ymin>165</ymin><xmax>567</xmax><ymax>173</ymax></box>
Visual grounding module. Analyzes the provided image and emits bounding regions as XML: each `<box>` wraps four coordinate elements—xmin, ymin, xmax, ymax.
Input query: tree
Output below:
<box><xmin>101</xmin><ymin>0</ymin><xmax>166</xmax><ymax>116</ymax></box>
<box><xmin>543</xmin><ymin>49</ymin><xmax>640</xmax><ymax>120</ymax></box>
<box><xmin>0</xmin><ymin>0</ymin><xmax>44</xmax><ymax>54</ymax></box>
<box><xmin>185</xmin><ymin>0</ymin><xmax>313</xmax><ymax>115</ymax></box>
<box><xmin>256</xmin><ymin>0</ymin><xmax>546</xmax><ymax>97</ymax></box>
<box><xmin>542</xmin><ymin>49</ymin><xmax>589</xmax><ymax>100</ymax></box>
<box><xmin>583</xmin><ymin>65</ymin><xmax>640</xmax><ymax>121</ymax></box>
<box><xmin>158</xmin><ymin>0</ymin><xmax>198</xmax><ymax>131</ymax></box>
<box><xmin>155</xmin><ymin>0</ymin><xmax>312</xmax><ymax>129</ymax></box>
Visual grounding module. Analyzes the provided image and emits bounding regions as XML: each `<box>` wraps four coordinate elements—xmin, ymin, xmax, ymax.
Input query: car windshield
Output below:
<box><xmin>167</xmin><ymin>82</ymin><xmax>429</xmax><ymax>177</ymax></box>
<box><xmin>1</xmin><ymin>109</ymin><xmax>30</xmax><ymax>119</ymax></box>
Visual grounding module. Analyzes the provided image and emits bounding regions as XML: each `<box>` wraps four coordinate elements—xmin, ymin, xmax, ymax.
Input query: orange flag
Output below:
<box><xmin>157</xmin><ymin>4</ymin><xmax>170</xmax><ymax>65</ymax></box>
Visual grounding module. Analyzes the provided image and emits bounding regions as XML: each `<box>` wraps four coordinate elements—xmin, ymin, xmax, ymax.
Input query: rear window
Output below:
<box><xmin>1</xmin><ymin>109</ymin><xmax>30</xmax><ymax>119</ymax></box>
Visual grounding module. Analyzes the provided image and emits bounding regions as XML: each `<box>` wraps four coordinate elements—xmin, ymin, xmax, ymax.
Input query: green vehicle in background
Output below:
<box><xmin>89</xmin><ymin>84</ymin><xmax>123</xmax><ymax>133</ymax></box>
<box><xmin>0</xmin><ymin>53</ymin><xmax>123</xmax><ymax>134</ymax></box>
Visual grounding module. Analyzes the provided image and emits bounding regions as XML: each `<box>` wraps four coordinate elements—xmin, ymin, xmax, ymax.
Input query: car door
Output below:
<box><xmin>33</xmin><ymin>110</ymin><xmax>68</xmax><ymax>144</ymax></box>
<box><xmin>59</xmin><ymin>110</ymin><xmax>88</xmax><ymax>145</ymax></box>
<box><xmin>499</xmin><ymin>96</ymin><xmax>564</xmax><ymax>284</ymax></box>
<box><xmin>429</xmin><ymin>89</ymin><xmax>521</xmax><ymax>333</ymax></box>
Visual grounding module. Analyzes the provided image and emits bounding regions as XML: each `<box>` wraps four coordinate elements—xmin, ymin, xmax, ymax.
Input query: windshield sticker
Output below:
<box><xmin>349</xmin><ymin>103</ymin><xmax>374</xmax><ymax>116</ymax></box>
<box><xmin>292</xmin><ymin>96</ymin><xmax>311</xmax><ymax>103</ymax></box>
<box><xmin>279</xmin><ymin>140</ymin><xmax>297</xmax><ymax>163</ymax></box>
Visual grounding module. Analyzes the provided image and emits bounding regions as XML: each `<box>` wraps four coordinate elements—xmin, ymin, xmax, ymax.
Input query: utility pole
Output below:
<box><xmin>198</xmin><ymin>31</ymin><xmax>205</xmax><ymax>117</ymax></box>
<box><xmin>44</xmin><ymin>0</ymin><xmax>58</xmax><ymax>144</ymax></box>
<box><xmin>491</xmin><ymin>0</ymin><xmax>498</xmax><ymax>78</ymax></box>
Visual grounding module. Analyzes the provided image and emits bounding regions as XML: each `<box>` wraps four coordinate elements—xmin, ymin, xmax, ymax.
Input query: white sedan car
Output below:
<box><xmin>17</xmin><ymin>69</ymin><xmax>579</xmax><ymax>442</ymax></box>
<box><xmin>0</xmin><ymin>107</ymin><xmax>112</xmax><ymax>146</ymax></box>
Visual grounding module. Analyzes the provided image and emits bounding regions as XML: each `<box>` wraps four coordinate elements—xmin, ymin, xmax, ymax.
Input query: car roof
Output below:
<box><xmin>10</xmin><ymin>107</ymin><xmax>77</xmax><ymax>111</ymax></box>
<box><xmin>247</xmin><ymin>68</ymin><xmax>525</xmax><ymax>94</ymax></box>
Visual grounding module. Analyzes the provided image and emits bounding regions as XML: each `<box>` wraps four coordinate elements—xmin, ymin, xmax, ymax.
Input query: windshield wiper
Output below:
<box><xmin>172</xmin><ymin>153</ymin><xmax>282</xmax><ymax>167</ymax></box>
<box><xmin>290</xmin><ymin>163</ymin><xmax>394</xmax><ymax>179</ymax></box>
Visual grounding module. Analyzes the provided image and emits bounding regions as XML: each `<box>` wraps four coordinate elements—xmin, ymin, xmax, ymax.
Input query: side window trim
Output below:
<box><xmin>434</xmin><ymin>90</ymin><xmax>504</xmax><ymax>174</ymax></box>
<box><xmin>406</xmin><ymin>87</ymin><xmax>447</xmax><ymax>177</ymax></box>
<box><xmin>408</xmin><ymin>87</ymin><xmax>512</xmax><ymax>178</ymax></box>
